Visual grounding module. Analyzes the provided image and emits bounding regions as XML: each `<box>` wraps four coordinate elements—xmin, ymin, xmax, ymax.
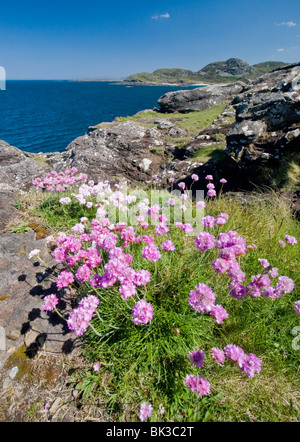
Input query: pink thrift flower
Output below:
<box><xmin>195</xmin><ymin>232</ymin><xmax>216</xmax><ymax>251</ymax></box>
<box><xmin>196</xmin><ymin>201</ymin><xmax>206</xmax><ymax>209</ymax></box>
<box><xmin>276</xmin><ymin>276</ymin><xmax>294</xmax><ymax>294</ymax></box>
<box><xmin>269</xmin><ymin>267</ymin><xmax>279</xmax><ymax>278</ymax></box>
<box><xmin>132</xmin><ymin>300</ymin><xmax>154</xmax><ymax>325</ymax></box>
<box><xmin>142</xmin><ymin>245</ymin><xmax>161</xmax><ymax>262</ymax></box>
<box><xmin>211</xmin><ymin>347</ymin><xmax>226</xmax><ymax>364</ymax></box>
<box><xmin>191</xmin><ymin>174</ymin><xmax>199</xmax><ymax>181</ymax></box>
<box><xmin>41</xmin><ymin>294</ymin><xmax>58</xmax><ymax>312</ymax></box>
<box><xmin>210</xmin><ymin>304</ymin><xmax>229</xmax><ymax>324</ymax></box>
<box><xmin>201</xmin><ymin>215</ymin><xmax>215</xmax><ymax>228</ymax></box>
<box><xmin>138</xmin><ymin>402</ymin><xmax>153</xmax><ymax>422</ymax></box>
<box><xmin>205</xmin><ymin>175</ymin><xmax>213</xmax><ymax>181</ymax></box>
<box><xmin>258</xmin><ymin>258</ymin><xmax>270</xmax><ymax>269</ymax></box>
<box><xmin>67</xmin><ymin>307</ymin><xmax>93</xmax><ymax>336</ymax></box>
<box><xmin>184</xmin><ymin>375</ymin><xmax>210</xmax><ymax>396</ymax></box>
<box><xmin>162</xmin><ymin>240</ymin><xmax>176</xmax><ymax>251</ymax></box>
<box><xmin>241</xmin><ymin>353</ymin><xmax>262</xmax><ymax>378</ymax></box>
<box><xmin>278</xmin><ymin>240</ymin><xmax>286</xmax><ymax>248</ymax></box>
<box><xmin>78</xmin><ymin>295</ymin><xmax>99</xmax><ymax>314</ymax></box>
<box><xmin>207</xmin><ymin>189</ymin><xmax>217</xmax><ymax>197</ymax></box>
<box><xmin>189</xmin><ymin>350</ymin><xmax>205</xmax><ymax>368</ymax></box>
<box><xmin>220</xmin><ymin>178</ymin><xmax>227</xmax><ymax>184</ymax></box>
<box><xmin>284</xmin><ymin>235</ymin><xmax>297</xmax><ymax>245</ymax></box>
<box><xmin>134</xmin><ymin>270</ymin><xmax>151</xmax><ymax>286</ymax></box>
<box><xmin>189</xmin><ymin>283</ymin><xmax>216</xmax><ymax>313</ymax></box>
<box><xmin>294</xmin><ymin>301</ymin><xmax>300</xmax><ymax>315</ymax></box>
<box><xmin>178</xmin><ymin>182</ymin><xmax>186</xmax><ymax>190</ymax></box>
<box><xmin>75</xmin><ymin>264</ymin><xmax>92</xmax><ymax>282</ymax></box>
<box><xmin>168</xmin><ymin>198</ymin><xmax>175</xmax><ymax>206</ymax></box>
<box><xmin>224</xmin><ymin>344</ymin><xmax>246</xmax><ymax>368</ymax></box>
<box><xmin>155</xmin><ymin>222</ymin><xmax>169</xmax><ymax>236</ymax></box>
<box><xmin>93</xmin><ymin>362</ymin><xmax>100</xmax><ymax>372</ymax></box>
<box><xmin>56</xmin><ymin>270</ymin><xmax>74</xmax><ymax>288</ymax></box>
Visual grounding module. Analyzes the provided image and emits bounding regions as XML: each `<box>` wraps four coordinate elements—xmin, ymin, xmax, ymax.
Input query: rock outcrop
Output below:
<box><xmin>158</xmin><ymin>82</ymin><xmax>244</xmax><ymax>113</ymax></box>
<box><xmin>225</xmin><ymin>63</ymin><xmax>300</xmax><ymax>176</ymax></box>
<box><xmin>0</xmin><ymin>140</ymin><xmax>50</xmax><ymax>189</ymax></box>
<box><xmin>58</xmin><ymin>120</ymin><xmax>174</xmax><ymax>183</ymax></box>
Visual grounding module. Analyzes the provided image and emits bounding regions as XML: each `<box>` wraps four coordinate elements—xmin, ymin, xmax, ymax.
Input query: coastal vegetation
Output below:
<box><xmin>18</xmin><ymin>167</ymin><xmax>299</xmax><ymax>422</ymax></box>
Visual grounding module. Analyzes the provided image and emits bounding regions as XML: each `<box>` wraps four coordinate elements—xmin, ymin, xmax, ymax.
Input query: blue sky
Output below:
<box><xmin>1</xmin><ymin>0</ymin><xmax>299</xmax><ymax>79</ymax></box>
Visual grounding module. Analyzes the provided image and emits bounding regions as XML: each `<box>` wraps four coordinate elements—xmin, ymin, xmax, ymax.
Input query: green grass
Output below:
<box><xmin>30</xmin><ymin>185</ymin><xmax>300</xmax><ymax>422</ymax></box>
<box><xmin>192</xmin><ymin>144</ymin><xmax>227</xmax><ymax>163</ymax></box>
<box><xmin>115</xmin><ymin>103</ymin><xmax>228</xmax><ymax>139</ymax></box>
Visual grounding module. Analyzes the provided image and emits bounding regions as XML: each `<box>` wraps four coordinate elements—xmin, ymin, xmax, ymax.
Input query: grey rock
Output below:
<box><xmin>0</xmin><ymin>140</ymin><xmax>49</xmax><ymax>189</ymax></box>
<box><xmin>157</xmin><ymin>82</ymin><xmax>245</xmax><ymax>113</ymax></box>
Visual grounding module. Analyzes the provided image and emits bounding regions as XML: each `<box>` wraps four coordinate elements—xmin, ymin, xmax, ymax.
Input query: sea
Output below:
<box><xmin>0</xmin><ymin>80</ymin><xmax>201</xmax><ymax>154</ymax></box>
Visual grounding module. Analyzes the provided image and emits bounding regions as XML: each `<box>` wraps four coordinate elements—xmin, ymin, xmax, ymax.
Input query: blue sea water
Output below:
<box><xmin>0</xmin><ymin>80</ymin><xmax>201</xmax><ymax>154</ymax></box>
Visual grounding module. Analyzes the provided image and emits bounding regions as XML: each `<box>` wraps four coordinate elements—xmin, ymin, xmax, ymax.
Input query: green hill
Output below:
<box><xmin>124</xmin><ymin>58</ymin><xmax>290</xmax><ymax>85</ymax></box>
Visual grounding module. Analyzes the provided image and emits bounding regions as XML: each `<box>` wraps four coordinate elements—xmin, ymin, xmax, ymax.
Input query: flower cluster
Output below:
<box><xmin>32</xmin><ymin>168</ymin><xmax>88</xmax><ymax>191</ymax></box>
<box><xmin>30</xmin><ymin>170</ymin><xmax>297</xmax><ymax>419</ymax></box>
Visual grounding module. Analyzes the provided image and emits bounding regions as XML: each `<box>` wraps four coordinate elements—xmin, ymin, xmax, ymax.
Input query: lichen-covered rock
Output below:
<box><xmin>157</xmin><ymin>82</ymin><xmax>245</xmax><ymax>113</ymax></box>
<box><xmin>61</xmin><ymin>120</ymin><xmax>171</xmax><ymax>183</ymax></box>
<box><xmin>0</xmin><ymin>140</ymin><xmax>49</xmax><ymax>189</ymax></box>
<box><xmin>226</xmin><ymin>63</ymin><xmax>300</xmax><ymax>163</ymax></box>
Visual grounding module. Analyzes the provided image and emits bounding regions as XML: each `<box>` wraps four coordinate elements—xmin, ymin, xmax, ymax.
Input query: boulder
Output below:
<box><xmin>226</xmin><ymin>63</ymin><xmax>300</xmax><ymax>165</ymax></box>
<box><xmin>61</xmin><ymin>121</ymin><xmax>171</xmax><ymax>183</ymax></box>
<box><xmin>0</xmin><ymin>140</ymin><xmax>50</xmax><ymax>189</ymax></box>
<box><xmin>157</xmin><ymin>82</ymin><xmax>245</xmax><ymax>113</ymax></box>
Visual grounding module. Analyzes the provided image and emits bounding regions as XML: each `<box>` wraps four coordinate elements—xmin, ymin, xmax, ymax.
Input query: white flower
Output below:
<box><xmin>28</xmin><ymin>249</ymin><xmax>40</xmax><ymax>259</ymax></box>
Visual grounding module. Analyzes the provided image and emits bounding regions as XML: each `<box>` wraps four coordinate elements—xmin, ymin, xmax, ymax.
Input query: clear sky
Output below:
<box><xmin>1</xmin><ymin>0</ymin><xmax>299</xmax><ymax>79</ymax></box>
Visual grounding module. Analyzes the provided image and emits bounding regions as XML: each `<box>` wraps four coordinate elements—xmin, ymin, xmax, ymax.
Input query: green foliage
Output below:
<box><xmin>9</xmin><ymin>222</ymin><xmax>32</xmax><ymax>233</ymax></box>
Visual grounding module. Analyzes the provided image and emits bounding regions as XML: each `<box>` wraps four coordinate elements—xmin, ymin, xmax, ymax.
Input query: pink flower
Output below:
<box><xmin>184</xmin><ymin>375</ymin><xmax>210</xmax><ymax>396</ymax></box>
<box><xmin>168</xmin><ymin>177</ymin><xmax>175</xmax><ymax>183</ymax></box>
<box><xmin>224</xmin><ymin>344</ymin><xmax>246</xmax><ymax>368</ymax></box>
<box><xmin>162</xmin><ymin>240</ymin><xmax>176</xmax><ymax>251</ymax></box>
<box><xmin>78</xmin><ymin>295</ymin><xmax>99</xmax><ymax>314</ymax></box>
<box><xmin>201</xmin><ymin>216</ymin><xmax>215</xmax><ymax>228</ymax></box>
<box><xmin>189</xmin><ymin>283</ymin><xmax>216</xmax><ymax>313</ymax></box>
<box><xmin>138</xmin><ymin>402</ymin><xmax>153</xmax><ymax>422</ymax></box>
<box><xmin>56</xmin><ymin>270</ymin><xmax>74</xmax><ymax>288</ymax></box>
<box><xmin>205</xmin><ymin>175</ymin><xmax>213</xmax><ymax>181</ymax></box>
<box><xmin>258</xmin><ymin>258</ymin><xmax>270</xmax><ymax>269</ymax></box>
<box><xmin>220</xmin><ymin>178</ymin><xmax>227</xmax><ymax>184</ymax></box>
<box><xmin>211</xmin><ymin>347</ymin><xmax>226</xmax><ymax>364</ymax></box>
<box><xmin>168</xmin><ymin>198</ymin><xmax>175</xmax><ymax>206</ymax></box>
<box><xmin>67</xmin><ymin>307</ymin><xmax>93</xmax><ymax>336</ymax></box>
<box><xmin>134</xmin><ymin>270</ymin><xmax>151</xmax><ymax>286</ymax></box>
<box><xmin>75</xmin><ymin>264</ymin><xmax>92</xmax><ymax>282</ymax></box>
<box><xmin>155</xmin><ymin>222</ymin><xmax>169</xmax><ymax>236</ymax></box>
<box><xmin>142</xmin><ymin>245</ymin><xmax>161</xmax><ymax>262</ymax></box>
<box><xmin>189</xmin><ymin>350</ymin><xmax>205</xmax><ymax>368</ymax></box>
<box><xmin>207</xmin><ymin>189</ymin><xmax>217</xmax><ymax>197</ymax></box>
<box><xmin>41</xmin><ymin>294</ymin><xmax>58</xmax><ymax>312</ymax></box>
<box><xmin>276</xmin><ymin>276</ymin><xmax>294</xmax><ymax>294</ymax></box>
<box><xmin>278</xmin><ymin>240</ymin><xmax>286</xmax><ymax>248</ymax></box>
<box><xmin>196</xmin><ymin>201</ymin><xmax>206</xmax><ymax>209</ymax></box>
<box><xmin>294</xmin><ymin>301</ymin><xmax>300</xmax><ymax>315</ymax></box>
<box><xmin>93</xmin><ymin>362</ymin><xmax>100</xmax><ymax>372</ymax></box>
<box><xmin>191</xmin><ymin>174</ymin><xmax>199</xmax><ymax>181</ymax></box>
<box><xmin>210</xmin><ymin>304</ymin><xmax>229</xmax><ymax>324</ymax></box>
<box><xmin>132</xmin><ymin>300</ymin><xmax>154</xmax><ymax>325</ymax></box>
<box><xmin>284</xmin><ymin>235</ymin><xmax>297</xmax><ymax>245</ymax></box>
<box><xmin>178</xmin><ymin>182</ymin><xmax>186</xmax><ymax>190</ymax></box>
<box><xmin>195</xmin><ymin>232</ymin><xmax>216</xmax><ymax>251</ymax></box>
